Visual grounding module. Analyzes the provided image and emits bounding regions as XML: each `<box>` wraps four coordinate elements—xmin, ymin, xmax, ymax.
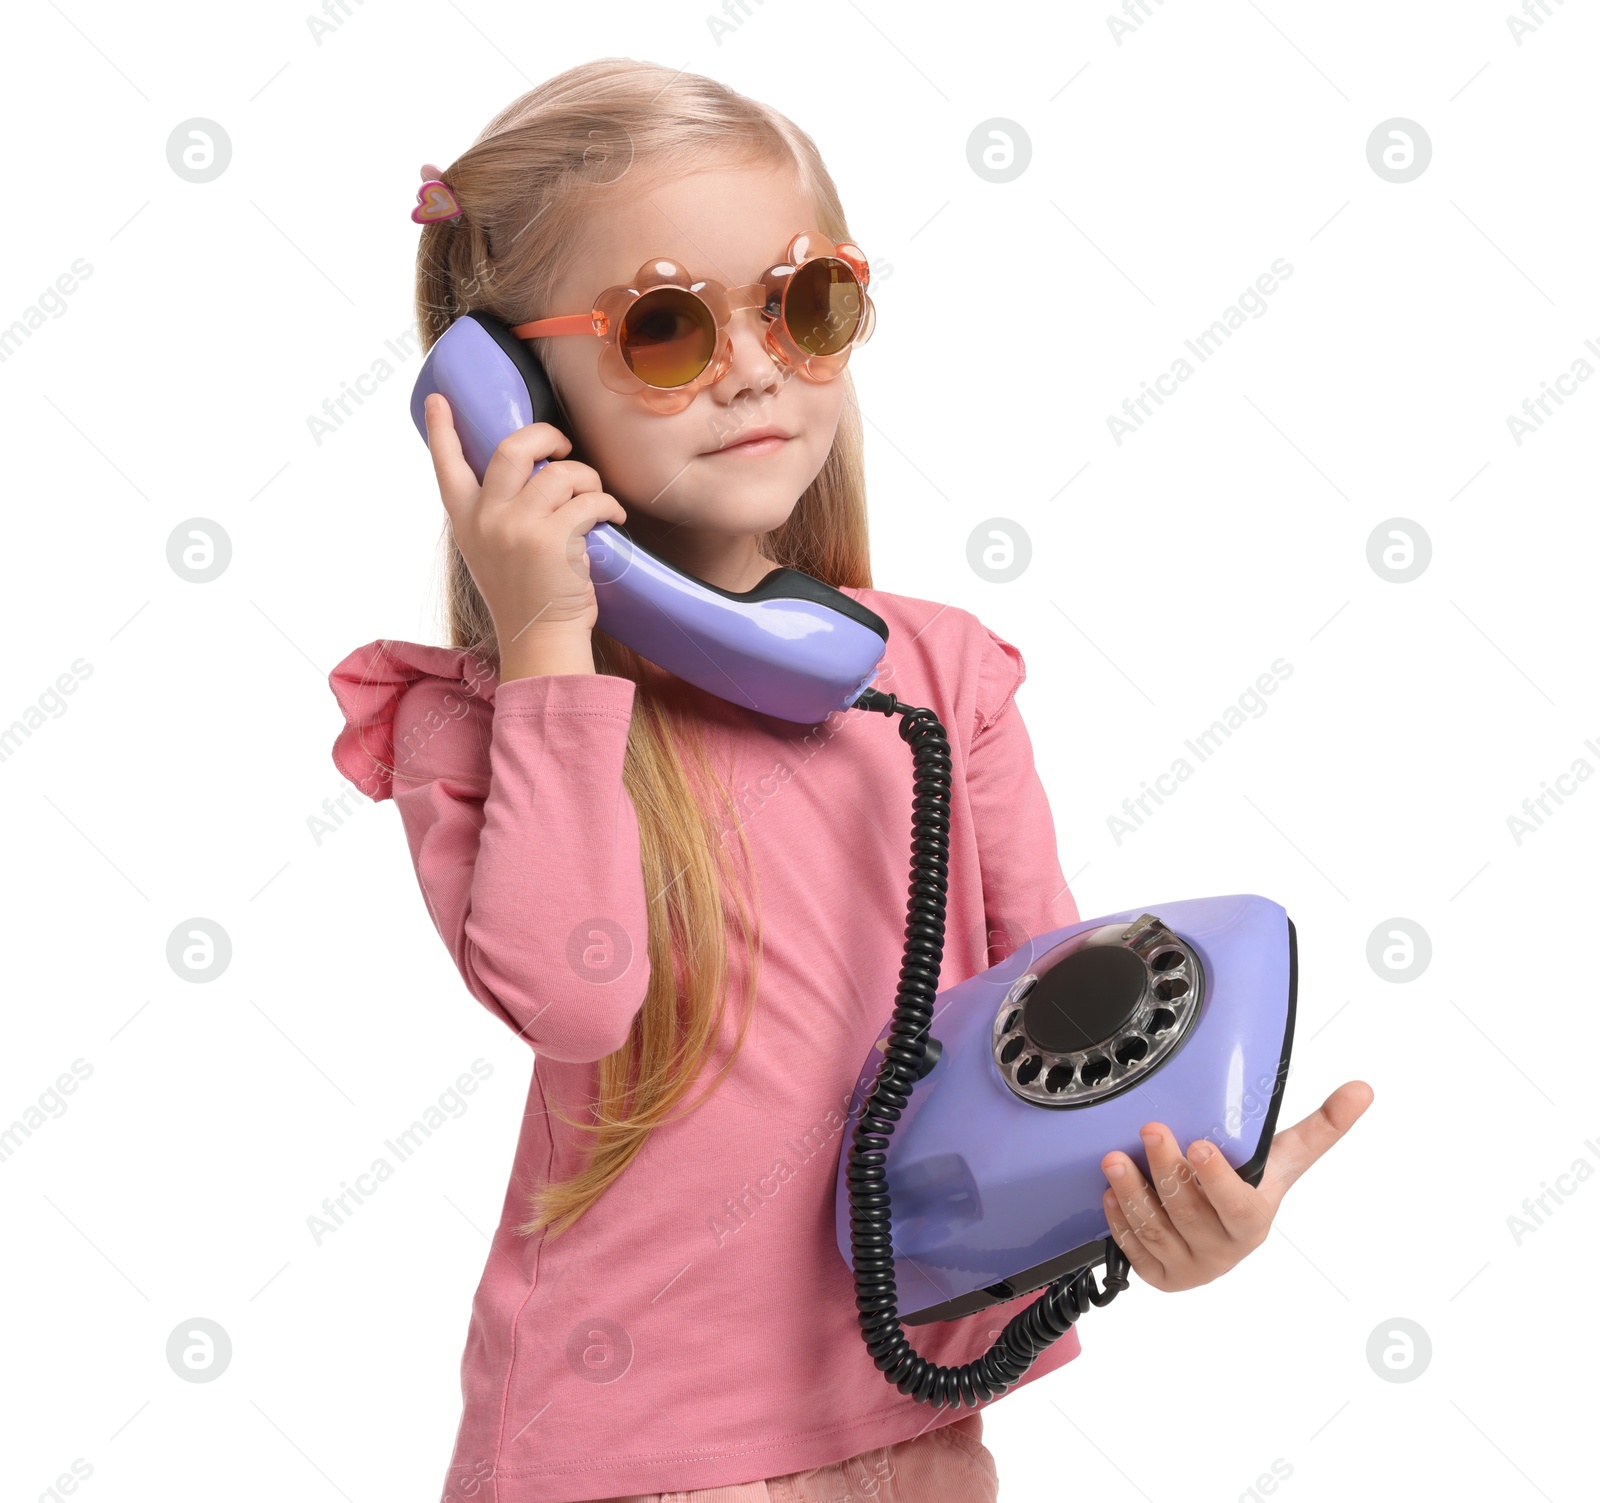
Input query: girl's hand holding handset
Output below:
<box><xmin>422</xmin><ymin>391</ymin><xmax>627</xmax><ymax>682</ymax></box>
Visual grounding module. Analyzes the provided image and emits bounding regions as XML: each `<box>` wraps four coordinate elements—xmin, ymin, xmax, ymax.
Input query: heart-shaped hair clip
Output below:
<box><xmin>411</xmin><ymin>162</ymin><xmax>463</xmax><ymax>225</ymax></box>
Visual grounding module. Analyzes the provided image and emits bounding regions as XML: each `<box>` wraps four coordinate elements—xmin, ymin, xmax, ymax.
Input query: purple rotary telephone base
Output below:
<box><xmin>834</xmin><ymin>893</ymin><xmax>1296</xmax><ymax>1324</ymax></box>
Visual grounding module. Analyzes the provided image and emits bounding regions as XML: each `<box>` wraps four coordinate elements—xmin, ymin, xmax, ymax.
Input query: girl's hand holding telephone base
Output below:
<box><xmin>1100</xmin><ymin>1081</ymin><xmax>1374</xmax><ymax>1293</ymax></box>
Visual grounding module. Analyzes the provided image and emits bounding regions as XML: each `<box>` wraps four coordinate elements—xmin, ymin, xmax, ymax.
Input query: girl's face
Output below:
<box><xmin>536</xmin><ymin>162</ymin><xmax>850</xmax><ymax>566</ymax></box>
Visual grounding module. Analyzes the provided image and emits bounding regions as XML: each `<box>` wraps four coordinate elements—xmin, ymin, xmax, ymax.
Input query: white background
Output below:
<box><xmin>2</xmin><ymin>1</ymin><xmax>1595</xmax><ymax>1499</ymax></box>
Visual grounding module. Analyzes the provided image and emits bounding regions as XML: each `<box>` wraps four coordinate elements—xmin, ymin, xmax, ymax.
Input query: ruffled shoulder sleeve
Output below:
<box><xmin>328</xmin><ymin>638</ymin><xmax>499</xmax><ymax>802</ymax></box>
<box><xmin>972</xmin><ymin>622</ymin><xmax>1027</xmax><ymax>740</ymax></box>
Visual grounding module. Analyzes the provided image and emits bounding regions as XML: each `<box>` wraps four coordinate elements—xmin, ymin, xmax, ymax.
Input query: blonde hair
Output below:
<box><xmin>412</xmin><ymin>59</ymin><xmax>875</xmax><ymax>1240</ymax></box>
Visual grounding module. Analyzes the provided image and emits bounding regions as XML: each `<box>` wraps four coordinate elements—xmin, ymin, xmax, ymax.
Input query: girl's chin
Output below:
<box><xmin>681</xmin><ymin>469</ymin><xmax>806</xmax><ymax>511</ymax></box>
<box><xmin>626</xmin><ymin>496</ymin><xmax>801</xmax><ymax>538</ymax></box>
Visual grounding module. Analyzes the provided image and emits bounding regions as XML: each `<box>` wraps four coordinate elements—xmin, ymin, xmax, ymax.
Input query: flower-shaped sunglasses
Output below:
<box><xmin>510</xmin><ymin>231</ymin><xmax>874</xmax><ymax>415</ymax></box>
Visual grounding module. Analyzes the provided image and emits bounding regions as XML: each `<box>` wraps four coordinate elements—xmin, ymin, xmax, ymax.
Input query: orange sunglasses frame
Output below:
<box><xmin>509</xmin><ymin>230</ymin><xmax>875</xmax><ymax>415</ymax></box>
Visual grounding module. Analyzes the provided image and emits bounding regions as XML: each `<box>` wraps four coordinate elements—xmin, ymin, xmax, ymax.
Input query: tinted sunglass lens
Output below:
<box><xmin>619</xmin><ymin>287</ymin><xmax>717</xmax><ymax>388</ymax></box>
<box><xmin>783</xmin><ymin>258</ymin><xmax>862</xmax><ymax>358</ymax></box>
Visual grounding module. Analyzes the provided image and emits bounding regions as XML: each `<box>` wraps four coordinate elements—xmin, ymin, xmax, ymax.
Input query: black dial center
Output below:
<box><xmin>1022</xmin><ymin>944</ymin><xmax>1148</xmax><ymax>1054</ymax></box>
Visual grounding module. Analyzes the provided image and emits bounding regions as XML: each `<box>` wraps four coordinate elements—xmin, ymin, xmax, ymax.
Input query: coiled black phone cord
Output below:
<box><xmin>848</xmin><ymin>688</ymin><xmax>1132</xmax><ymax>1409</ymax></box>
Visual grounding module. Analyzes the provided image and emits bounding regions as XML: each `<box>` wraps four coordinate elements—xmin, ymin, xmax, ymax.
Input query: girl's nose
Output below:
<box><xmin>712</xmin><ymin>304</ymin><xmax>782</xmax><ymax>403</ymax></box>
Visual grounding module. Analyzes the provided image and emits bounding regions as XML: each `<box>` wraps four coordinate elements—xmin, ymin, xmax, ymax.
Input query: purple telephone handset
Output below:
<box><xmin>409</xmin><ymin>312</ymin><xmax>888</xmax><ymax>724</ymax></box>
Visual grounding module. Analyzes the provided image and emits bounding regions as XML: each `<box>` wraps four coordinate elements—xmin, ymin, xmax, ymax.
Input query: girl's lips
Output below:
<box><xmin>706</xmin><ymin>435</ymin><xmax>789</xmax><ymax>456</ymax></box>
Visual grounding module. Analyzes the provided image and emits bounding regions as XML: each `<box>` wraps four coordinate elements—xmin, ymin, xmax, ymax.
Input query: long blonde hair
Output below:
<box><xmin>412</xmin><ymin>59</ymin><xmax>874</xmax><ymax>1240</ymax></box>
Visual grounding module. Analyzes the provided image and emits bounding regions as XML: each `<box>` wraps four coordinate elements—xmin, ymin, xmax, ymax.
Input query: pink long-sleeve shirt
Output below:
<box><xmin>327</xmin><ymin>585</ymin><xmax>1084</xmax><ymax>1503</ymax></box>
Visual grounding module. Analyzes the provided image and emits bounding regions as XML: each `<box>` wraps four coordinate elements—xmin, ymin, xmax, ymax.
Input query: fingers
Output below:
<box><xmin>1102</xmin><ymin>1124</ymin><xmax>1214</xmax><ymax>1288</ymax></box>
<box><xmin>524</xmin><ymin>456</ymin><xmax>604</xmax><ymax>515</ymax></box>
<box><xmin>1256</xmin><ymin>1081</ymin><xmax>1375</xmax><ymax>1208</ymax></box>
<box><xmin>480</xmin><ymin>420</ymin><xmax>575</xmax><ymax>508</ymax></box>
<box><xmin>1183</xmin><ymin>1134</ymin><xmax>1272</xmax><ymax>1251</ymax></box>
<box><xmin>547</xmin><ymin>490</ymin><xmax>629</xmax><ymax>584</ymax></box>
<box><xmin>1141</xmin><ymin>1124</ymin><xmax>1231</xmax><ymax>1256</ymax></box>
<box><xmin>425</xmin><ymin>401</ymin><xmax>606</xmax><ymax>535</ymax></box>
<box><xmin>1100</xmin><ymin>1120</ymin><xmax>1235</xmax><ymax>1286</ymax></box>
<box><xmin>1102</xmin><ymin>1187</ymin><xmax>1167</xmax><ymax>1290</ymax></box>
<box><xmin>422</xmin><ymin>393</ymin><xmax>479</xmax><ymax>520</ymax></box>
<box><xmin>553</xmin><ymin>488</ymin><xmax>628</xmax><ymax>537</ymax></box>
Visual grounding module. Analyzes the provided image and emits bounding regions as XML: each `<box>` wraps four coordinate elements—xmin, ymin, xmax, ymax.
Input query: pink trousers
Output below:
<box><xmin>588</xmin><ymin>1412</ymin><xmax>998</xmax><ymax>1502</ymax></box>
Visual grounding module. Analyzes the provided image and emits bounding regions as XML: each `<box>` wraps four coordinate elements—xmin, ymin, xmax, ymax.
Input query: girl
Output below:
<box><xmin>328</xmin><ymin>59</ymin><xmax>1371</xmax><ymax>1503</ymax></box>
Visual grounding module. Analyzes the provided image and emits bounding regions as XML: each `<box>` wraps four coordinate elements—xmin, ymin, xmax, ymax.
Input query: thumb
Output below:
<box><xmin>1257</xmin><ymin>1080</ymin><xmax>1375</xmax><ymax>1207</ymax></box>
